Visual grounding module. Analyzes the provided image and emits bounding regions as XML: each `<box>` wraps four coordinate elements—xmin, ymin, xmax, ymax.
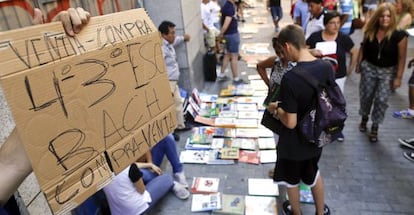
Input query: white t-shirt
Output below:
<box><xmin>103</xmin><ymin>167</ymin><xmax>152</xmax><ymax>215</ymax></box>
<box><xmin>201</xmin><ymin>2</ymin><xmax>215</xmax><ymax>30</ymax></box>
<box><xmin>305</xmin><ymin>12</ymin><xmax>325</xmax><ymax>39</ymax></box>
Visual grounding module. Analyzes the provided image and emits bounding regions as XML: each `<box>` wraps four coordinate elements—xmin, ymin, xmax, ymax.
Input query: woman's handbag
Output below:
<box><xmin>260</xmin><ymin>83</ymin><xmax>283</xmax><ymax>134</ymax></box>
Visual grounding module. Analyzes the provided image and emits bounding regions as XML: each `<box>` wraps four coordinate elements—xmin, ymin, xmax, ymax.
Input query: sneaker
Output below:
<box><xmin>282</xmin><ymin>200</ymin><xmax>292</xmax><ymax>215</ymax></box>
<box><xmin>233</xmin><ymin>79</ymin><xmax>249</xmax><ymax>85</ymax></box>
<box><xmin>173</xmin><ymin>171</ymin><xmax>189</xmax><ymax>188</ymax></box>
<box><xmin>336</xmin><ymin>132</ymin><xmax>344</xmax><ymax>142</ymax></box>
<box><xmin>403</xmin><ymin>152</ymin><xmax>414</xmax><ymax>162</ymax></box>
<box><xmin>217</xmin><ymin>75</ymin><xmax>230</xmax><ymax>82</ymax></box>
<box><xmin>173</xmin><ymin>132</ymin><xmax>180</xmax><ymax>141</ymax></box>
<box><xmin>399</xmin><ymin>138</ymin><xmax>414</xmax><ymax>150</ymax></box>
<box><xmin>322</xmin><ymin>204</ymin><xmax>331</xmax><ymax>215</ymax></box>
<box><xmin>172</xmin><ymin>181</ymin><xmax>190</xmax><ymax>200</ymax></box>
<box><xmin>393</xmin><ymin>109</ymin><xmax>414</xmax><ymax>119</ymax></box>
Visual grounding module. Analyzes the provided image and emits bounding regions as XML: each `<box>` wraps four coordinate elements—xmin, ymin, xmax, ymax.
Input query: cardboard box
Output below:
<box><xmin>0</xmin><ymin>9</ymin><xmax>176</xmax><ymax>214</ymax></box>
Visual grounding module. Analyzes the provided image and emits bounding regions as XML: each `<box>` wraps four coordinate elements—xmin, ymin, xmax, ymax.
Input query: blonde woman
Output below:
<box><xmin>356</xmin><ymin>3</ymin><xmax>408</xmax><ymax>143</ymax></box>
<box><xmin>394</xmin><ymin>0</ymin><xmax>414</xmax><ymax>29</ymax></box>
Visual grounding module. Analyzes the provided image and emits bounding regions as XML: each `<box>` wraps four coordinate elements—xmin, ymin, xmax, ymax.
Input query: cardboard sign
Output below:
<box><xmin>0</xmin><ymin>9</ymin><xmax>176</xmax><ymax>214</ymax></box>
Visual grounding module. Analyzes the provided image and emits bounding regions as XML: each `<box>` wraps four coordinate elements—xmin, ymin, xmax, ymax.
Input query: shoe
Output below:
<box><xmin>173</xmin><ymin>132</ymin><xmax>180</xmax><ymax>141</ymax></box>
<box><xmin>399</xmin><ymin>138</ymin><xmax>414</xmax><ymax>150</ymax></box>
<box><xmin>334</xmin><ymin>132</ymin><xmax>344</xmax><ymax>142</ymax></box>
<box><xmin>172</xmin><ymin>181</ymin><xmax>190</xmax><ymax>200</ymax></box>
<box><xmin>175</xmin><ymin>126</ymin><xmax>193</xmax><ymax>132</ymax></box>
<box><xmin>282</xmin><ymin>200</ymin><xmax>292</xmax><ymax>215</ymax></box>
<box><xmin>359</xmin><ymin>116</ymin><xmax>368</xmax><ymax>132</ymax></box>
<box><xmin>217</xmin><ymin>75</ymin><xmax>230</xmax><ymax>82</ymax></box>
<box><xmin>403</xmin><ymin>152</ymin><xmax>414</xmax><ymax>162</ymax></box>
<box><xmin>233</xmin><ymin>79</ymin><xmax>249</xmax><ymax>85</ymax></box>
<box><xmin>322</xmin><ymin>204</ymin><xmax>331</xmax><ymax>215</ymax></box>
<box><xmin>369</xmin><ymin>124</ymin><xmax>378</xmax><ymax>143</ymax></box>
<box><xmin>173</xmin><ymin>171</ymin><xmax>189</xmax><ymax>188</ymax></box>
<box><xmin>393</xmin><ymin>109</ymin><xmax>414</xmax><ymax>119</ymax></box>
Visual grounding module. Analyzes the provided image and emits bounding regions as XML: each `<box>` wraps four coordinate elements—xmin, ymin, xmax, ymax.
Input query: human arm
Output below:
<box><xmin>393</xmin><ymin>36</ymin><xmax>408</xmax><ymax>89</ymax></box>
<box><xmin>256</xmin><ymin>56</ymin><xmax>277</xmax><ymax>87</ymax></box>
<box><xmin>267</xmin><ymin>101</ymin><xmax>297</xmax><ymax>129</ymax></box>
<box><xmin>397</xmin><ymin>14</ymin><xmax>412</xmax><ymax>30</ymax></box>
<box><xmin>129</xmin><ymin>163</ymin><xmax>146</xmax><ymax>194</ymax></box>
<box><xmin>173</xmin><ymin>34</ymin><xmax>190</xmax><ymax>47</ymax></box>
<box><xmin>0</xmin><ymin>7</ymin><xmax>90</xmax><ymax>206</ymax></box>
<box><xmin>347</xmin><ymin>46</ymin><xmax>358</xmax><ymax>76</ymax></box>
<box><xmin>218</xmin><ymin>16</ymin><xmax>232</xmax><ymax>40</ymax></box>
<box><xmin>355</xmin><ymin>41</ymin><xmax>364</xmax><ymax>73</ymax></box>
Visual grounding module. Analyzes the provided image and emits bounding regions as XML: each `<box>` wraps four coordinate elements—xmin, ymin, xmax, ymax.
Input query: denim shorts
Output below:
<box><xmin>270</xmin><ymin>6</ymin><xmax>283</xmax><ymax>21</ymax></box>
<box><xmin>224</xmin><ymin>33</ymin><xmax>240</xmax><ymax>54</ymax></box>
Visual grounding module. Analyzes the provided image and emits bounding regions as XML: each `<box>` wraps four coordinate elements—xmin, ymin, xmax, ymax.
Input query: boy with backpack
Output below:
<box><xmin>267</xmin><ymin>24</ymin><xmax>333</xmax><ymax>215</ymax></box>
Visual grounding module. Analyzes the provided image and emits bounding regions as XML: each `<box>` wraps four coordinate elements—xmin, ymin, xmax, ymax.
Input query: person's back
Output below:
<box><xmin>277</xmin><ymin>60</ymin><xmax>332</xmax><ymax>159</ymax></box>
<box><xmin>103</xmin><ymin>167</ymin><xmax>151</xmax><ymax>215</ymax></box>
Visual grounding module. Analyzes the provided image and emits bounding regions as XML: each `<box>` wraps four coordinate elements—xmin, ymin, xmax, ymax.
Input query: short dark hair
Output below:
<box><xmin>272</xmin><ymin>37</ymin><xmax>279</xmax><ymax>50</ymax></box>
<box><xmin>278</xmin><ymin>24</ymin><xmax>306</xmax><ymax>50</ymax></box>
<box><xmin>307</xmin><ymin>0</ymin><xmax>323</xmax><ymax>4</ymax></box>
<box><xmin>323</xmin><ymin>10</ymin><xmax>341</xmax><ymax>25</ymax></box>
<box><xmin>158</xmin><ymin>21</ymin><xmax>176</xmax><ymax>35</ymax></box>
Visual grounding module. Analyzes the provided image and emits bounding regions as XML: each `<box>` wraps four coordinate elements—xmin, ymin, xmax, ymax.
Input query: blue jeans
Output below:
<box><xmin>142</xmin><ymin>174</ymin><xmax>174</xmax><ymax>214</ymax></box>
<box><xmin>270</xmin><ymin>6</ymin><xmax>283</xmax><ymax>21</ymax></box>
<box><xmin>150</xmin><ymin>134</ymin><xmax>183</xmax><ymax>174</ymax></box>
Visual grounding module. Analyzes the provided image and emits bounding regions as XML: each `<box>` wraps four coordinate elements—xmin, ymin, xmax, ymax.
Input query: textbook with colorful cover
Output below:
<box><xmin>238</xmin><ymin>150</ymin><xmax>260</xmax><ymax>165</ymax></box>
<box><xmin>191</xmin><ymin>193</ymin><xmax>222</xmax><ymax>212</ymax></box>
<box><xmin>213</xmin><ymin>194</ymin><xmax>245</xmax><ymax>215</ymax></box>
<box><xmin>245</xmin><ymin>195</ymin><xmax>278</xmax><ymax>215</ymax></box>
<box><xmin>191</xmin><ymin>177</ymin><xmax>220</xmax><ymax>194</ymax></box>
<box><xmin>248</xmin><ymin>178</ymin><xmax>279</xmax><ymax>196</ymax></box>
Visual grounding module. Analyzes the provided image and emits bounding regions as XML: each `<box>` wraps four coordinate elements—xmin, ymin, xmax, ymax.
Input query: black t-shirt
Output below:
<box><xmin>306</xmin><ymin>31</ymin><xmax>354</xmax><ymax>79</ymax></box>
<box><xmin>362</xmin><ymin>30</ymin><xmax>408</xmax><ymax>67</ymax></box>
<box><xmin>278</xmin><ymin>60</ymin><xmax>334</xmax><ymax>160</ymax></box>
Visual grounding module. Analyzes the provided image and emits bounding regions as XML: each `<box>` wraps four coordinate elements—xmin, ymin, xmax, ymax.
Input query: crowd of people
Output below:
<box><xmin>0</xmin><ymin>0</ymin><xmax>413</xmax><ymax>214</ymax></box>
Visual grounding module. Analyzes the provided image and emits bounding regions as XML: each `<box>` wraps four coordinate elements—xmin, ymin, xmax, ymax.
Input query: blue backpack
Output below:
<box><xmin>292</xmin><ymin>67</ymin><xmax>347</xmax><ymax>147</ymax></box>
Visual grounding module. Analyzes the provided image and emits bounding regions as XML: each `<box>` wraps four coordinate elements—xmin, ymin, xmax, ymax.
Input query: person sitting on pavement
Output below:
<box><xmin>103</xmin><ymin>161</ymin><xmax>189</xmax><ymax>215</ymax></box>
<box><xmin>0</xmin><ymin>7</ymin><xmax>91</xmax><ymax>207</ymax></box>
<box><xmin>139</xmin><ymin>134</ymin><xmax>189</xmax><ymax>188</ymax></box>
<box><xmin>393</xmin><ymin>58</ymin><xmax>414</xmax><ymax>119</ymax></box>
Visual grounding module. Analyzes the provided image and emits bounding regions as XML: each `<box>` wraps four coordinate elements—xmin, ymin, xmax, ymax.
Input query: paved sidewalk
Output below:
<box><xmin>149</xmin><ymin>0</ymin><xmax>414</xmax><ymax>214</ymax></box>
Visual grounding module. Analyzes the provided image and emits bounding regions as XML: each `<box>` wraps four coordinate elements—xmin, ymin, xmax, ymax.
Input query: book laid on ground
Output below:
<box><xmin>231</xmin><ymin>138</ymin><xmax>257</xmax><ymax>150</ymax></box>
<box><xmin>299</xmin><ymin>184</ymin><xmax>314</xmax><ymax>204</ymax></box>
<box><xmin>219</xmin><ymin>148</ymin><xmax>240</xmax><ymax>159</ymax></box>
<box><xmin>207</xmin><ymin>149</ymin><xmax>235</xmax><ymax>165</ymax></box>
<box><xmin>245</xmin><ymin>195</ymin><xmax>278</xmax><ymax>215</ymax></box>
<box><xmin>259</xmin><ymin>150</ymin><xmax>277</xmax><ymax>163</ymax></box>
<box><xmin>213</xmin><ymin>128</ymin><xmax>236</xmax><ymax>138</ymax></box>
<box><xmin>248</xmin><ymin>178</ymin><xmax>279</xmax><ymax>196</ymax></box>
<box><xmin>238</xmin><ymin>150</ymin><xmax>260</xmax><ymax>165</ymax></box>
<box><xmin>184</xmin><ymin>138</ymin><xmax>211</xmax><ymax>150</ymax></box>
<box><xmin>191</xmin><ymin>193</ymin><xmax>222</xmax><ymax>212</ymax></box>
<box><xmin>179</xmin><ymin>150</ymin><xmax>209</xmax><ymax>164</ymax></box>
<box><xmin>258</xmin><ymin>138</ymin><xmax>276</xmax><ymax>149</ymax></box>
<box><xmin>211</xmin><ymin>138</ymin><xmax>233</xmax><ymax>149</ymax></box>
<box><xmin>191</xmin><ymin>177</ymin><xmax>220</xmax><ymax>194</ymax></box>
<box><xmin>212</xmin><ymin>194</ymin><xmax>245</xmax><ymax>215</ymax></box>
<box><xmin>285</xmin><ymin>183</ymin><xmax>314</xmax><ymax>204</ymax></box>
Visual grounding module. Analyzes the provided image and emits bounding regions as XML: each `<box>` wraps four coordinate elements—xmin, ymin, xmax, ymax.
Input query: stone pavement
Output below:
<box><xmin>149</xmin><ymin>1</ymin><xmax>414</xmax><ymax>215</ymax></box>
